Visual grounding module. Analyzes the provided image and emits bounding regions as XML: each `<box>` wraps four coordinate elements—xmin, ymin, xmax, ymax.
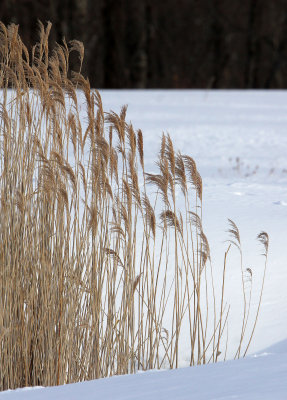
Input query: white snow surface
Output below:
<box><xmin>2</xmin><ymin>90</ymin><xmax>287</xmax><ymax>398</ymax></box>
<box><xmin>1</xmin><ymin>342</ymin><xmax>287</xmax><ymax>399</ymax></box>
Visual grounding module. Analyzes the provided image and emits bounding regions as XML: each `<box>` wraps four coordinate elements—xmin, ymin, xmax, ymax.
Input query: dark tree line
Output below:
<box><xmin>2</xmin><ymin>0</ymin><xmax>287</xmax><ymax>88</ymax></box>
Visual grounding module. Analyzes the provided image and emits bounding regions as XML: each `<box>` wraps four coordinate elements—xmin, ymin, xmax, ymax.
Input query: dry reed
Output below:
<box><xmin>0</xmin><ymin>22</ymin><xmax>269</xmax><ymax>390</ymax></box>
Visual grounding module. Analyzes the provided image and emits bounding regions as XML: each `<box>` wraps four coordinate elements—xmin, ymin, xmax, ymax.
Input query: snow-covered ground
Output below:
<box><xmin>2</xmin><ymin>91</ymin><xmax>287</xmax><ymax>398</ymax></box>
<box><xmin>99</xmin><ymin>90</ymin><xmax>287</xmax><ymax>357</ymax></box>
<box><xmin>1</xmin><ymin>341</ymin><xmax>287</xmax><ymax>399</ymax></box>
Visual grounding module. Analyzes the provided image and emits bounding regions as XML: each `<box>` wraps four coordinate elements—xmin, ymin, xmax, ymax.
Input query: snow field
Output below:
<box><xmin>2</xmin><ymin>90</ymin><xmax>287</xmax><ymax>398</ymax></box>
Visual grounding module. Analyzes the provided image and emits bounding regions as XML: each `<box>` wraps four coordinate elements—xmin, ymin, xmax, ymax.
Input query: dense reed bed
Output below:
<box><xmin>0</xmin><ymin>22</ymin><xmax>269</xmax><ymax>390</ymax></box>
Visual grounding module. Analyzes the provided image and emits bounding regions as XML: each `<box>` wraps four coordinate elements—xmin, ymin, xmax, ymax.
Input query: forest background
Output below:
<box><xmin>2</xmin><ymin>0</ymin><xmax>287</xmax><ymax>89</ymax></box>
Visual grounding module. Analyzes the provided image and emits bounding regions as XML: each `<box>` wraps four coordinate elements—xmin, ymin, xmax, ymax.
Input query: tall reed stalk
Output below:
<box><xmin>0</xmin><ymin>22</ymin><xmax>269</xmax><ymax>391</ymax></box>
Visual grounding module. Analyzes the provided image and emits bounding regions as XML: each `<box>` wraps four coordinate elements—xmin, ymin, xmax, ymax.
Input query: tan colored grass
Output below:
<box><xmin>0</xmin><ymin>22</ymin><xmax>268</xmax><ymax>391</ymax></box>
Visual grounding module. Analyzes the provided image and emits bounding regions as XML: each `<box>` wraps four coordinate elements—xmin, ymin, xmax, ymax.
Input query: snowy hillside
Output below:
<box><xmin>2</xmin><ymin>90</ymin><xmax>287</xmax><ymax>398</ymax></box>
<box><xmin>1</xmin><ymin>341</ymin><xmax>287</xmax><ymax>399</ymax></box>
<box><xmin>99</xmin><ymin>90</ymin><xmax>287</xmax><ymax>357</ymax></box>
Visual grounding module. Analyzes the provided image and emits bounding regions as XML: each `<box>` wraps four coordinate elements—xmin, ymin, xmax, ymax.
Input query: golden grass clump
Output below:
<box><xmin>0</xmin><ymin>22</ymin><xmax>268</xmax><ymax>390</ymax></box>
